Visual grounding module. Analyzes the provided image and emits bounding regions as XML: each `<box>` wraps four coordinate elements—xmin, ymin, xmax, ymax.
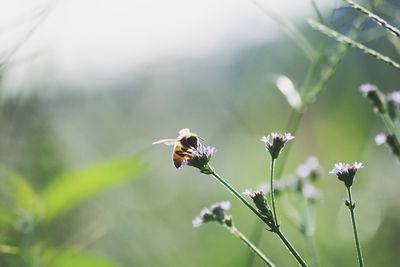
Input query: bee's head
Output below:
<box><xmin>180</xmin><ymin>135</ymin><xmax>199</xmax><ymax>148</ymax></box>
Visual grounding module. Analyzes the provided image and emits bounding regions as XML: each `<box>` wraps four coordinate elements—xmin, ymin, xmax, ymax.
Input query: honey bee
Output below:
<box><xmin>153</xmin><ymin>128</ymin><xmax>200</xmax><ymax>168</ymax></box>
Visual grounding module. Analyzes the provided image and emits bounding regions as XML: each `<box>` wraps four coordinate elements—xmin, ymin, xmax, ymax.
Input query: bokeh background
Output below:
<box><xmin>1</xmin><ymin>0</ymin><xmax>400</xmax><ymax>266</ymax></box>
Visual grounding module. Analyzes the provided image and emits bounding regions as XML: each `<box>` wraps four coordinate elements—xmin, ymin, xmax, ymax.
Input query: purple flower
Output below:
<box><xmin>192</xmin><ymin>201</ymin><xmax>232</xmax><ymax>228</ymax></box>
<box><xmin>302</xmin><ymin>183</ymin><xmax>321</xmax><ymax>202</ymax></box>
<box><xmin>296</xmin><ymin>156</ymin><xmax>323</xmax><ymax>183</ymax></box>
<box><xmin>182</xmin><ymin>144</ymin><xmax>217</xmax><ymax>174</ymax></box>
<box><xmin>329</xmin><ymin>162</ymin><xmax>363</xmax><ymax>188</ymax></box>
<box><xmin>387</xmin><ymin>91</ymin><xmax>400</xmax><ymax>104</ymax></box>
<box><xmin>261</xmin><ymin>132</ymin><xmax>294</xmax><ymax>159</ymax></box>
<box><xmin>360</xmin><ymin>83</ymin><xmax>378</xmax><ymax>95</ymax></box>
<box><xmin>359</xmin><ymin>83</ymin><xmax>386</xmax><ymax>114</ymax></box>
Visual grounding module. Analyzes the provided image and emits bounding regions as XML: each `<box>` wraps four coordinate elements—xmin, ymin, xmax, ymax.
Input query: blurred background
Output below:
<box><xmin>0</xmin><ymin>0</ymin><xmax>399</xmax><ymax>266</ymax></box>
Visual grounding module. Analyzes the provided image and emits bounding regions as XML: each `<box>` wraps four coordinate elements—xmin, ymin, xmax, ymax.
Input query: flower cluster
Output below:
<box><xmin>329</xmin><ymin>162</ymin><xmax>363</xmax><ymax>188</ymax></box>
<box><xmin>192</xmin><ymin>201</ymin><xmax>233</xmax><ymax>228</ymax></box>
<box><xmin>296</xmin><ymin>156</ymin><xmax>322</xmax><ymax>182</ymax></box>
<box><xmin>183</xmin><ymin>144</ymin><xmax>217</xmax><ymax>174</ymax></box>
<box><xmin>261</xmin><ymin>132</ymin><xmax>294</xmax><ymax>159</ymax></box>
<box><xmin>359</xmin><ymin>84</ymin><xmax>400</xmax><ymax>161</ymax></box>
<box><xmin>243</xmin><ymin>190</ymin><xmax>276</xmax><ymax>230</ymax></box>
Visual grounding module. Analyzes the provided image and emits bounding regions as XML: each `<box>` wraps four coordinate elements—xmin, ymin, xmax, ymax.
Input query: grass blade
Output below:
<box><xmin>308</xmin><ymin>19</ymin><xmax>400</xmax><ymax>70</ymax></box>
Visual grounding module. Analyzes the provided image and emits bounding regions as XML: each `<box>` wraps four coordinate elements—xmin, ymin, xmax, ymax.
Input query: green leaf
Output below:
<box><xmin>0</xmin><ymin>168</ymin><xmax>40</xmax><ymax>226</ymax></box>
<box><xmin>49</xmin><ymin>249</ymin><xmax>119</xmax><ymax>267</ymax></box>
<box><xmin>41</xmin><ymin>155</ymin><xmax>146</xmax><ymax>220</ymax></box>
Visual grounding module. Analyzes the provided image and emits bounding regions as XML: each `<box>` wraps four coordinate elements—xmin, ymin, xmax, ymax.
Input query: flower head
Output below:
<box><xmin>329</xmin><ymin>162</ymin><xmax>363</xmax><ymax>188</ymax></box>
<box><xmin>192</xmin><ymin>201</ymin><xmax>232</xmax><ymax>228</ymax></box>
<box><xmin>243</xmin><ymin>189</ymin><xmax>275</xmax><ymax>229</ymax></box>
<box><xmin>387</xmin><ymin>91</ymin><xmax>400</xmax><ymax>104</ymax></box>
<box><xmin>359</xmin><ymin>83</ymin><xmax>386</xmax><ymax>114</ymax></box>
<box><xmin>182</xmin><ymin>144</ymin><xmax>217</xmax><ymax>174</ymax></box>
<box><xmin>261</xmin><ymin>132</ymin><xmax>294</xmax><ymax>159</ymax></box>
<box><xmin>296</xmin><ymin>156</ymin><xmax>322</xmax><ymax>182</ymax></box>
<box><xmin>301</xmin><ymin>183</ymin><xmax>322</xmax><ymax>203</ymax></box>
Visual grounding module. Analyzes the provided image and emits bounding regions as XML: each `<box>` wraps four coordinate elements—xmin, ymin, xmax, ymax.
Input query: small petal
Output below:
<box><xmin>330</xmin><ymin>161</ymin><xmax>363</xmax><ymax>188</ymax></box>
<box><xmin>192</xmin><ymin>217</ymin><xmax>203</xmax><ymax>228</ymax></box>
<box><xmin>375</xmin><ymin>133</ymin><xmax>387</xmax><ymax>145</ymax></box>
<box><xmin>387</xmin><ymin>91</ymin><xmax>400</xmax><ymax>104</ymax></box>
<box><xmin>262</xmin><ymin>132</ymin><xmax>295</xmax><ymax>159</ymax></box>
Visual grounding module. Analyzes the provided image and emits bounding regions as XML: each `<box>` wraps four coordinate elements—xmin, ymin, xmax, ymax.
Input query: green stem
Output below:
<box><xmin>309</xmin><ymin>0</ymin><xmax>324</xmax><ymax>23</ymax></box>
<box><xmin>276</xmin><ymin>230</ymin><xmax>310</xmax><ymax>267</ymax></box>
<box><xmin>269</xmin><ymin>158</ymin><xmax>279</xmax><ymax>227</ymax></box>
<box><xmin>210</xmin><ymin>170</ymin><xmax>267</xmax><ymax>224</ymax></box>
<box><xmin>381</xmin><ymin>112</ymin><xmax>400</xmax><ymax>146</ymax></box>
<box><xmin>230</xmin><ymin>226</ymin><xmax>276</xmax><ymax>267</ymax></box>
<box><xmin>210</xmin><ymin>168</ymin><xmax>309</xmax><ymax>267</ymax></box>
<box><xmin>346</xmin><ymin>187</ymin><xmax>364</xmax><ymax>267</ymax></box>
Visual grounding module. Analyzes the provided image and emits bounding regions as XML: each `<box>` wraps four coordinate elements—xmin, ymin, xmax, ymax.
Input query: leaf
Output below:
<box><xmin>41</xmin><ymin>155</ymin><xmax>146</xmax><ymax>220</ymax></box>
<box><xmin>0</xmin><ymin>168</ymin><xmax>40</xmax><ymax>226</ymax></box>
<box><xmin>49</xmin><ymin>249</ymin><xmax>119</xmax><ymax>267</ymax></box>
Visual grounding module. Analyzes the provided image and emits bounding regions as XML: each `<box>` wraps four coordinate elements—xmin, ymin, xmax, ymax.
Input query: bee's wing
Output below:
<box><xmin>178</xmin><ymin>128</ymin><xmax>191</xmax><ymax>137</ymax></box>
<box><xmin>152</xmin><ymin>139</ymin><xmax>178</xmax><ymax>145</ymax></box>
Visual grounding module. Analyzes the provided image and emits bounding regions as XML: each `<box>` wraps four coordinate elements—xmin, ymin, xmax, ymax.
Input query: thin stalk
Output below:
<box><xmin>210</xmin><ymin>168</ymin><xmax>309</xmax><ymax>267</ymax></box>
<box><xmin>230</xmin><ymin>226</ymin><xmax>276</xmax><ymax>267</ymax></box>
<box><xmin>308</xmin><ymin>19</ymin><xmax>400</xmax><ymax>71</ymax></box>
<box><xmin>276</xmin><ymin>229</ymin><xmax>309</xmax><ymax>267</ymax></box>
<box><xmin>346</xmin><ymin>187</ymin><xmax>364</xmax><ymax>267</ymax></box>
<box><xmin>343</xmin><ymin>0</ymin><xmax>400</xmax><ymax>38</ymax></box>
<box><xmin>269</xmin><ymin>158</ymin><xmax>279</xmax><ymax>227</ymax></box>
<box><xmin>210</xmin><ymin>170</ymin><xmax>267</xmax><ymax>224</ymax></box>
<box><xmin>381</xmin><ymin>112</ymin><xmax>400</xmax><ymax>145</ymax></box>
<box><xmin>309</xmin><ymin>0</ymin><xmax>324</xmax><ymax>23</ymax></box>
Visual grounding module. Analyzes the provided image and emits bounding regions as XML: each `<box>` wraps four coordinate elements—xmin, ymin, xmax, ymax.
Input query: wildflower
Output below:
<box><xmin>243</xmin><ymin>189</ymin><xmax>276</xmax><ymax>229</ymax></box>
<box><xmin>387</xmin><ymin>91</ymin><xmax>400</xmax><ymax>104</ymax></box>
<box><xmin>359</xmin><ymin>83</ymin><xmax>386</xmax><ymax>114</ymax></box>
<box><xmin>329</xmin><ymin>162</ymin><xmax>363</xmax><ymax>188</ymax></box>
<box><xmin>261</xmin><ymin>132</ymin><xmax>294</xmax><ymax>159</ymax></box>
<box><xmin>192</xmin><ymin>201</ymin><xmax>232</xmax><ymax>228</ymax></box>
<box><xmin>296</xmin><ymin>156</ymin><xmax>322</xmax><ymax>182</ymax></box>
<box><xmin>182</xmin><ymin>144</ymin><xmax>217</xmax><ymax>174</ymax></box>
<box><xmin>301</xmin><ymin>183</ymin><xmax>321</xmax><ymax>203</ymax></box>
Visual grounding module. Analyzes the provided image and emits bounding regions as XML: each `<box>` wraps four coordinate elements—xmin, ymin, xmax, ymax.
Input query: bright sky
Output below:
<box><xmin>0</xmin><ymin>0</ymin><xmax>331</xmax><ymax>91</ymax></box>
